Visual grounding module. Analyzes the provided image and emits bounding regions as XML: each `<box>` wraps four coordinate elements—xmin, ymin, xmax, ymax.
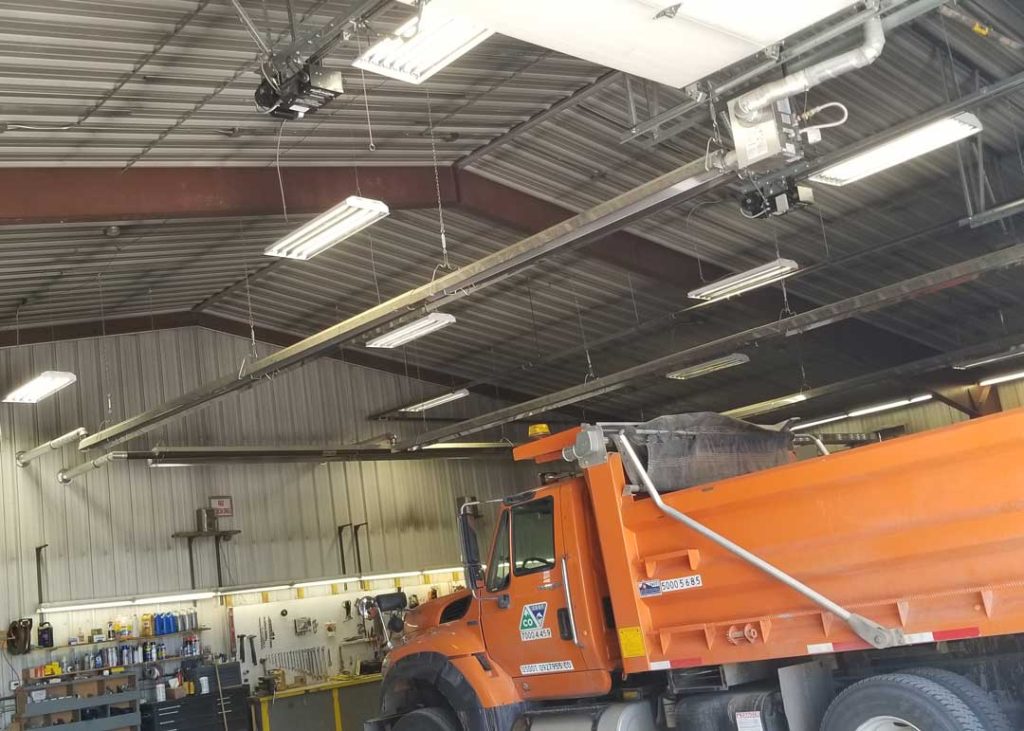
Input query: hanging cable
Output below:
<box><xmin>356</xmin><ymin>30</ymin><xmax>377</xmax><ymax>152</ymax></box>
<box><xmin>97</xmin><ymin>274</ymin><xmax>113</xmax><ymax>423</ymax></box>
<box><xmin>244</xmin><ymin>264</ymin><xmax>259</xmax><ymax>364</ymax></box>
<box><xmin>354</xmin><ymin>166</ymin><xmax>383</xmax><ymax>305</ymax></box>
<box><xmin>798</xmin><ymin>101</ymin><xmax>849</xmax><ymax>136</ymax></box>
<box><xmin>426</xmin><ymin>89</ymin><xmax>451</xmax><ymax>272</ymax></box>
<box><xmin>275</xmin><ymin>120</ymin><xmax>289</xmax><ymax>222</ymax></box>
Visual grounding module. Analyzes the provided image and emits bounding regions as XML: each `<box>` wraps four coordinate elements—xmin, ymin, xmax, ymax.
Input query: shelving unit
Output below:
<box><xmin>23</xmin><ymin>628</ymin><xmax>211</xmax><ymax>655</ymax></box>
<box><xmin>15</xmin><ymin>670</ymin><xmax>140</xmax><ymax>731</ymax></box>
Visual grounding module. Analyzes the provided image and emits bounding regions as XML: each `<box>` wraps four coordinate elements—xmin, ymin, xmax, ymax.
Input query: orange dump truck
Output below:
<box><xmin>366</xmin><ymin>410</ymin><xmax>1024</xmax><ymax>731</ymax></box>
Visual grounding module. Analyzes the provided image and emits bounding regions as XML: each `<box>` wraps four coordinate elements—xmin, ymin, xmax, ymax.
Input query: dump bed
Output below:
<box><xmin>557</xmin><ymin>409</ymin><xmax>1024</xmax><ymax>674</ymax></box>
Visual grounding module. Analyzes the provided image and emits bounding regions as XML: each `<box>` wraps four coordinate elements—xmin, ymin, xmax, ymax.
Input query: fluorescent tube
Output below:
<box><xmin>353</xmin><ymin>9</ymin><xmax>493</xmax><ymax>85</ymax></box>
<box><xmin>220</xmin><ymin>585</ymin><xmax>291</xmax><ymax>596</ymax></box>
<box><xmin>810</xmin><ymin>112</ymin><xmax>983</xmax><ymax>186</ymax></box>
<box><xmin>666</xmin><ymin>353</ymin><xmax>750</xmax><ymax>380</ymax></box>
<box><xmin>366</xmin><ymin>313</ymin><xmax>456</xmax><ymax>349</ymax></box>
<box><xmin>979</xmin><ymin>369</ymin><xmax>1024</xmax><ymax>387</ymax></box>
<box><xmin>723</xmin><ymin>393</ymin><xmax>807</xmax><ymax>419</ymax></box>
<box><xmin>400</xmin><ymin>388</ymin><xmax>470</xmax><ymax>413</ymax></box>
<box><xmin>4</xmin><ymin>371</ymin><xmax>77</xmax><ymax>404</ymax></box>
<box><xmin>134</xmin><ymin>592</ymin><xmax>215</xmax><ymax>605</ymax></box>
<box><xmin>688</xmin><ymin>259</ymin><xmax>799</xmax><ymax>302</ymax></box>
<box><xmin>847</xmin><ymin>394</ymin><xmax>932</xmax><ymax>418</ymax></box>
<box><xmin>425</xmin><ymin>567</ymin><xmax>464</xmax><ymax>574</ymax></box>
<box><xmin>361</xmin><ymin>571</ymin><xmax>423</xmax><ymax>582</ymax></box>
<box><xmin>40</xmin><ymin>600</ymin><xmax>133</xmax><ymax>614</ymax></box>
<box><xmin>954</xmin><ymin>346</ymin><xmax>1024</xmax><ymax>370</ymax></box>
<box><xmin>265</xmin><ymin>196</ymin><xmax>389</xmax><ymax>260</ymax></box>
<box><xmin>791</xmin><ymin>414</ymin><xmax>848</xmax><ymax>431</ymax></box>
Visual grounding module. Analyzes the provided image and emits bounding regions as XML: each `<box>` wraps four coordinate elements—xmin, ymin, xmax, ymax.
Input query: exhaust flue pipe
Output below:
<box><xmin>734</xmin><ymin>15</ymin><xmax>885</xmax><ymax>123</ymax></box>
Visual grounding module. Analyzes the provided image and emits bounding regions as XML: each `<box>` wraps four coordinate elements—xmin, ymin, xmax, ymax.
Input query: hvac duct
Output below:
<box><xmin>733</xmin><ymin>15</ymin><xmax>885</xmax><ymax>123</ymax></box>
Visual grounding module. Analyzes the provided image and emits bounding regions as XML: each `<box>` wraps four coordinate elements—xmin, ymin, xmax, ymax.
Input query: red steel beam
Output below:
<box><xmin>0</xmin><ymin>167</ymin><xmax>458</xmax><ymax>224</ymax></box>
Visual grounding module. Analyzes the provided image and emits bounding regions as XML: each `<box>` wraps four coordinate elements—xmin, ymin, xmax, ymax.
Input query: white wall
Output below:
<box><xmin>0</xmin><ymin>327</ymin><xmax>536</xmax><ymax>694</ymax></box>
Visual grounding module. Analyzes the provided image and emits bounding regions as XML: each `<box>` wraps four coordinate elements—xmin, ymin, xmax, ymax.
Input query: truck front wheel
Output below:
<box><xmin>820</xmin><ymin>673</ymin><xmax>985</xmax><ymax>731</ymax></box>
<box><xmin>394</xmin><ymin>707</ymin><xmax>460</xmax><ymax>731</ymax></box>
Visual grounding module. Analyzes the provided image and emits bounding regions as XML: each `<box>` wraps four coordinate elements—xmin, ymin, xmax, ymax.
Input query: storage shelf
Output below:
<box><xmin>28</xmin><ymin>627</ymin><xmax>210</xmax><ymax>654</ymax></box>
<box><xmin>23</xmin><ymin>690</ymin><xmax>140</xmax><ymax>718</ymax></box>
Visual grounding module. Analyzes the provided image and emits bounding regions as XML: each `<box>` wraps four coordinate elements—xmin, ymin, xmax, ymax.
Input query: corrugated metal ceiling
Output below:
<box><xmin>0</xmin><ymin>0</ymin><xmax>1023</xmax><ymax>423</ymax></box>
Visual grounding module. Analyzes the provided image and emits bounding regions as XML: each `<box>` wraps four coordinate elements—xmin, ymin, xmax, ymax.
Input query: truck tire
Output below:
<box><xmin>394</xmin><ymin>707</ymin><xmax>459</xmax><ymax>731</ymax></box>
<box><xmin>903</xmin><ymin>667</ymin><xmax>1011</xmax><ymax>731</ymax></box>
<box><xmin>820</xmin><ymin>673</ymin><xmax>985</xmax><ymax>731</ymax></box>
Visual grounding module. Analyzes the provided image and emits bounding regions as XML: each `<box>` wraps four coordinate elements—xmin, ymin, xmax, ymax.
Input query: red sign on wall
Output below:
<box><xmin>210</xmin><ymin>496</ymin><xmax>234</xmax><ymax>518</ymax></box>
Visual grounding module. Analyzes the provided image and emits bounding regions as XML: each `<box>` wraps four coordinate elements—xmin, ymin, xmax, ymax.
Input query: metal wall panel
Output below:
<box><xmin>0</xmin><ymin>327</ymin><xmax>535</xmax><ymax>691</ymax></box>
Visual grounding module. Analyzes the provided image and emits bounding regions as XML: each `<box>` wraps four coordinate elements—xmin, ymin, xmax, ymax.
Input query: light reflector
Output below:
<box><xmin>353</xmin><ymin>8</ymin><xmax>494</xmax><ymax>85</ymax></box>
<box><xmin>265</xmin><ymin>196</ymin><xmax>389</xmax><ymax>260</ymax></box>
<box><xmin>4</xmin><ymin>371</ymin><xmax>77</xmax><ymax>404</ymax></box>
<box><xmin>723</xmin><ymin>393</ymin><xmax>807</xmax><ymax>419</ymax></box>
<box><xmin>979</xmin><ymin>369</ymin><xmax>1024</xmax><ymax>387</ymax></box>
<box><xmin>366</xmin><ymin>313</ymin><xmax>456</xmax><ymax>349</ymax></box>
<box><xmin>688</xmin><ymin>259</ymin><xmax>798</xmax><ymax>302</ymax></box>
<box><xmin>810</xmin><ymin>113</ymin><xmax>983</xmax><ymax>186</ymax></box>
<box><xmin>953</xmin><ymin>346</ymin><xmax>1024</xmax><ymax>370</ymax></box>
<box><xmin>400</xmin><ymin>388</ymin><xmax>470</xmax><ymax>413</ymax></box>
<box><xmin>847</xmin><ymin>394</ymin><xmax>932</xmax><ymax>418</ymax></box>
<box><xmin>666</xmin><ymin>353</ymin><xmax>750</xmax><ymax>380</ymax></box>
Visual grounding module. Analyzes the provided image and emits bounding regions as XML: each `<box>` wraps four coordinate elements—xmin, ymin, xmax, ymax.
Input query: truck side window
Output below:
<box><xmin>485</xmin><ymin>511</ymin><xmax>512</xmax><ymax>592</ymax></box>
<box><xmin>513</xmin><ymin>497</ymin><xmax>556</xmax><ymax>576</ymax></box>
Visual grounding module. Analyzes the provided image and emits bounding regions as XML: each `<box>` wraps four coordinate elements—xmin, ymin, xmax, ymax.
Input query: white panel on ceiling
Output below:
<box><xmin>415</xmin><ymin>0</ymin><xmax>859</xmax><ymax>88</ymax></box>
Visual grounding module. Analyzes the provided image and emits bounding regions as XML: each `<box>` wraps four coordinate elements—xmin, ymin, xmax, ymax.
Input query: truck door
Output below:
<box><xmin>479</xmin><ymin>486</ymin><xmax>611</xmax><ymax>700</ymax></box>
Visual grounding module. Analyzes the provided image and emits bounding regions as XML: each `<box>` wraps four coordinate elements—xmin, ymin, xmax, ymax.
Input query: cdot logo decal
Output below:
<box><xmin>519</xmin><ymin>602</ymin><xmax>552</xmax><ymax>641</ymax></box>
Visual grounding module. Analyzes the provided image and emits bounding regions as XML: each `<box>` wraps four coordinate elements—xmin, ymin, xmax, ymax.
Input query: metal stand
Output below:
<box><xmin>172</xmin><ymin>530</ymin><xmax>242</xmax><ymax>589</ymax></box>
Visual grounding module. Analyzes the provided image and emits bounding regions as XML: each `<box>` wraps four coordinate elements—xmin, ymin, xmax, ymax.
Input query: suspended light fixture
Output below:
<box><xmin>688</xmin><ymin>259</ymin><xmax>799</xmax><ymax>302</ymax></box>
<box><xmin>365</xmin><ymin>312</ymin><xmax>456</xmax><ymax>349</ymax></box>
<box><xmin>847</xmin><ymin>394</ymin><xmax>932</xmax><ymax>418</ymax></box>
<box><xmin>979</xmin><ymin>369</ymin><xmax>1024</xmax><ymax>387</ymax></box>
<box><xmin>953</xmin><ymin>345</ymin><xmax>1024</xmax><ymax>370</ymax></box>
<box><xmin>353</xmin><ymin>7</ymin><xmax>494</xmax><ymax>85</ymax></box>
<box><xmin>723</xmin><ymin>392</ymin><xmax>807</xmax><ymax>419</ymax></box>
<box><xmin>264</xmin><ymin>196</ymin><xmax>389</xmax><ymax>260</ymax></box>
<box><xmin>810</xmin><ymin>112</ymin><xmax>983</xmax><ymax>186</ymax></box>
<box><xmin>792</xmin><ymin>394</ymin><xmax>933</xmax><ymax>431</ymax></box>
<box><xmin>4</xmin><ymin>371</ymin><xmax>77</xmax><ymax>404</ymax></box>
<box><xmin>133</xmin><ymin>592</ymin><xmax>216</xmax><ymax>606</ymax></box>
<box><xmin>400</xmin><ymin>388</ymin><xmax>470</xmax><ymax>413</ymax></box>
<box><xmin>666</xmin><ymin>353</ymin><xmax>750</xmax><ymax>380</ymax></box>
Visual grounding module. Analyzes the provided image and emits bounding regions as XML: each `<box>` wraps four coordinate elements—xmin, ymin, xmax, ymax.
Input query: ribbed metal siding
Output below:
<box><xmin>0</xmin><ymin>327</ymin><xmax>533</xmax><ymax>672</ymax></box>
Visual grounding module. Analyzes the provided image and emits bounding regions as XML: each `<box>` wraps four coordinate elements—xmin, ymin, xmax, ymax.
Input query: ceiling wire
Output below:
<box><xmin>425</xmin><ymin>89</ymin><xmax>452</xmax><ymax>274</ymax></box>
<box><xmin>275</xmin><ymin>120</ymin><xmax>290</xmax><ymax>222</ymax></box>
<box><xmin>356</xmin><ymin>30</ymin><xmax>377</xmax><ymax>152</ymax></box>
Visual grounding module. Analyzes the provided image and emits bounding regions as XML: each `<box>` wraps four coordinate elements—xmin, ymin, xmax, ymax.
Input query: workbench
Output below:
<box><xmin>249</xmin><ymin>675</ymin><xmax>382</xmax><ymax>731</ymax></box>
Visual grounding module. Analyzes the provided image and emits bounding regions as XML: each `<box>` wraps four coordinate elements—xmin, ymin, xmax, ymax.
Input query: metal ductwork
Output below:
<box><xmin>17</xmin><ymin>427</ymin><xmax>89</xmax><ymax>467</ymax></box>
<box><xmin>58</xmin><ymin>452</ymin><xmax>124</xmax><ymax>485</ymax></box>
<box><xmin>734</xmin><ymin>14</ymin><xmax>886</xmax><ymax>123</ymax></box>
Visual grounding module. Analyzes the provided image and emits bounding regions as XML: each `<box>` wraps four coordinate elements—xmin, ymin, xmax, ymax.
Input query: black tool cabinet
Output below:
<box><xmin>141</xmin><ymin>686</ymin><xmax>249</xmax><ymax>731</ymax></box>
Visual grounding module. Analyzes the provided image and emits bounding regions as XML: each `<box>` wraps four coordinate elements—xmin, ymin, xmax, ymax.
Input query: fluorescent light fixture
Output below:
<box><xmin>264</xmin><ymin>196</ymin><xmax>389</xmax><ymax>260</ymax></box>
<box><xmin>134</xmin><ymin>592</ymin><xmax>215</xmax><ymax>606</ymax></box>
<box><xmin>810</xmin><ymin>112</ymin><xmax>983</xmax><ymax>186</ymax></box>
<box><xmin>400</xmin><ymin>388</ymin><xmax>470</xmax><ymax>413</ymax></box>
<box><xmin>791</xmin><ymin>414</ymin><xmax>848</xmax><ymax>431</ymax></box>
<box><xmin>360</xmin><ymin>571</ymin><xmax>423</xmax><ymax>582</ymax></box>
<box><xmin>847</xmin><ymin>394</ymin><xmax>932</xmax><ymax>418</ymax></box>
<box><xmin>688</xmin><ymin>259</ymin><xmax>799</xmax><ymax>302</ymax></box>
<box><xmin>353</xmin><ymin>8</ymin><xmax>493</xmax><ymax>85</ymax></box>
<box><xmin>40</xmin><ymin>600</ymin><xmax>133</xmax><ymax>614</ymax></box>
<box><xmin>979</xmin><ymin>369</ymin><xmax>1024</xmax><ymax>387</ymax></box>
<box><xmin>422</xmin><ymin>442</ymin><xmax>509</xmax><ymax>449</ymax></box>
<box><xmin>954</xmin><ymin>346</ymin><xmax>1024</xmax><ymax>370</ymax></box>
<box><xmin>666</xmin><ymin>353</ymin><xmax>750</xmax><ymax>380</ymax></box>
<box><xmin>724</xmin><ymin>393</ymin><xmax>807</xmax><ymax>419</ymax></box>
<box><xmin>221</xmin><ymin>585</ymin><xmax>292</xmax><ymax>596</ymax></box>
<box><xmin>4</xmin><ymin>371</ymin><xmax>77</xmax><ymax>404</ymax></box>
<box><xmin>366</xmin><ymin>312</ymin><xmax>456</xmax><ymax>349</ymax></box>
<box><xmin>425</xmin><ymin>567</ymin><xmax>464</xmax><ymax>574</ymax></box>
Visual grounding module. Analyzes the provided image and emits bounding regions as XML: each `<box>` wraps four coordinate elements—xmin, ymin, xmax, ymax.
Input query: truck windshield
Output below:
<box><xmin>485</xmin><ymin>511</ymin><xmax>512</xmax><ymax>592</ymax></box>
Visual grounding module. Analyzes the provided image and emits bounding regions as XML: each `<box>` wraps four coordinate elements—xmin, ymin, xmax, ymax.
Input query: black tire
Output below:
<box><xmin>394</xmin><ymin>707</ymin><xmax>460</xmax><ymax>731</ymax></box>
<box><xmin>903</xmin><ymin>667</ymin><xmax>1011</xmax><ymax>731</ymax></box>
<box><xmin>820</xmin><ymin>672</ymin><xmax>984</xmax><ymax>731</ymax></box>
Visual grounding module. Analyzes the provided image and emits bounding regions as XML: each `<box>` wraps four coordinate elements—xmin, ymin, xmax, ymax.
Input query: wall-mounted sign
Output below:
<box><xmin>210</xmin><ymin>496</ymin><xmax>234</xmax><ymax>518</ymax></box>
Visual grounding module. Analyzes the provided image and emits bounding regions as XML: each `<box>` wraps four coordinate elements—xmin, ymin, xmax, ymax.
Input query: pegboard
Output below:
<box><xmin>229</xmin><ymin>576</ymin><xmax>462</xmax><ymax>688</ymax></box>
